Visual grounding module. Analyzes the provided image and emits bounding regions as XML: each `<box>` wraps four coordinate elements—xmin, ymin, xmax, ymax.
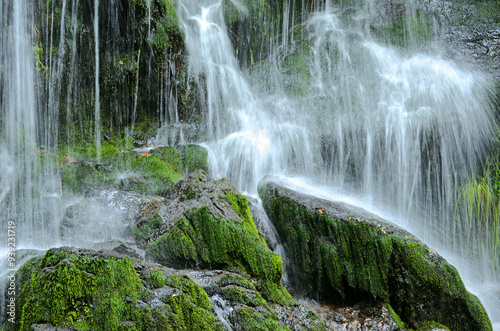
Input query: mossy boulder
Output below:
<box><xmin>177</xmin><ymin>144</ymin><xmax>209</xmax><ymax>174</ymax></box>
<box><xmin>258</xmin><ymin>176</ymin><xmax>493</xmax><ymax>331</ymax></box>
<box><xmin>59</xmin><ymin>140</ymin><xmax>185</xmax><ymax>196</ymax></box>
<box><xmin>3</xmin><ymin>246</ymin><xmax>328</xmax><ymax>330</ymax></box>
<box><xmin>130</xmin><ymin>154</ymin><xmax>183</xmax><ymax>195</ymax></box>
<box><xmin>4</xmin><ymin>247</ymin><xmax>224</xmax><ymax>331</ymax></box>
<box><xmin>5</xmin><ymin>247</ymin><xmax>142</xmax><ymax>330</ymax></box>
<box><xmin>141</xmin><ymin>170</ymin><xmax>291</xmax><ymax>306</ymax></box>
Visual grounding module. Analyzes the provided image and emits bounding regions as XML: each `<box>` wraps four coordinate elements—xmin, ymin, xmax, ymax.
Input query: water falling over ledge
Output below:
<box><xmin>175</xmin><ymin>0</ymin><xmax>499</xmax><ymax>327</ymax></box>
<box><xmin>0</xmin><ymin>0</ymin><xmax>497</xmax><ymax>328</ymax></box>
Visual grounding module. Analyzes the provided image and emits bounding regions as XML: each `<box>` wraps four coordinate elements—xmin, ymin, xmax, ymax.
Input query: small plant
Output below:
<box><xmin>456</xmin><ymin>162</ymin><xmax>500</xmax><ymax>270</ymax></box>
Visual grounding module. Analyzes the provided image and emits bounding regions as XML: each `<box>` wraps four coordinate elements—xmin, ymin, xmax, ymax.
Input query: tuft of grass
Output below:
<box><xmin>456</xmin><ymin>164</ymin><xmax>500</xmax><ymax>270</ymax></box>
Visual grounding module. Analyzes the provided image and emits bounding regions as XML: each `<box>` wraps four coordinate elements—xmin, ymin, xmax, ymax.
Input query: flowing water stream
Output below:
<box><xmin>176</xmin><ymin>0</ymin><xmax>499</xmax><ymax>327</ymax></box>
<box><xmin>0</xmin><ymin>0</ymin><xmax>499</xmax><ymax>328</ymax></box>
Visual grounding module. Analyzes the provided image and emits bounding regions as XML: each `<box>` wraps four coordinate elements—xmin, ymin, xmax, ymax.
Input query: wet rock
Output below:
<box><xmin>60</xmin><ymin>189</ymin><xmax>159</xmax><ymax>246</ymax></box>
<box><xmin>134</xmin><ymin>170</ymin><xmax>248</xmax><ymax>249</ymax></box>
<box><xmin>247</xmin><ymin>195</ymin><xmax>281</xmax><ymax>252</ymax></box>
<box><xmin>310</xmin><ymin>303</ymin><xmax>401</xmax><ymax>331</ymax></box>
<box><xmin>30</xmin><ymin>324</ymin><xmax>75</xmax><ymax>331</ymax></box>
<box><xmin>5</xmin><ymin>247</ymin><xmax>220</xmax><ymax>331</ymax></box>
<box><xmin>176</xmin><ymin>144</ymin><xmax>209</xmax><ymax>174</ymax></box>
<box><xmin>91</xmin><ymin>239</ymin><xmax>143</xmax><ymax>260</ymax></box>
<box><xmin>258</xmin><ymin>176</ymin><xmax>493</xmax><ymax>331</ymax></box>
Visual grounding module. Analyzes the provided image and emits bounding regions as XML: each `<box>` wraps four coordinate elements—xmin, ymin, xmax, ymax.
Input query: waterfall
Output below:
<box><xmin>94</xmin><ymin>0</ymin><xmax>101</xmax><ymax>161</ymax></box>
<box><xmin>0</xmin><ymin>0</ymin><xmax>63</xmax><ymax>318</ymax></box>
<box><xmin>0</xmin><ymin>0</ymin><xmax>62</xmax><ymax>249</ymax></box>
<box><xmin>177</xmin><ymin>0</ymin><xmax>315</xmax><ymax>192</ymax></box>
<box><xmin>176</xmin><ymin>0</ymin><xmax>499</xmax><ymax>327</ymax></box>
<box><xmin>0</xmin><ymin>0</ymin><xmax>498</xmax><ymax>327</ymax></box>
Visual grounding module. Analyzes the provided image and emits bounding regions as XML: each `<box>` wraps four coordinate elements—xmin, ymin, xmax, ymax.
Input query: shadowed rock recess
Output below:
<box><xmin>258</xmin><ymin>176</ymin><xmax>493</xmax><ymax>331</ymax></box>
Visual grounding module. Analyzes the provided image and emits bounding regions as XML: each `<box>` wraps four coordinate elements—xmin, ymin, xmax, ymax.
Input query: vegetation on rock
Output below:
<box><xmin>258</xmin><ymin>179</ymin><xmax>493</xmax><ymax>331</ymax></box>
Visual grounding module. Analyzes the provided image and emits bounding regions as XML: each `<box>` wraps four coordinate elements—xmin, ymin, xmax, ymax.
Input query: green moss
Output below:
<box><xmin>142</xmin><ymin>270</ymin><xmax>166</xmax><ymax>289</ymax></box>
<box><xmin>132</xmin><ymin>275</ymin><xmax>218</xmax><ymax>330</ymax></box>
<box><xmin>152</xmin><ymin>147</ymin><xmax>184</xmax><ymax>174</ymax></box>
<box><xmin>18</xmin><ymin>248</ymin><xmax>141</xmax><ymax>330</ymax></box>
<box><xmin>133</xmin><ymin>217</ymin><xmax>163</xmax><ymax>248</ymax></box>
<box><xmin>163</xmin><ymin>275</ymin><xmax>212</xmax><ymax>311</ymax></box>
<box><xmin>178</xmin><ymin>144</ymin><xmax>208</xmax><ymax>173</ymax></box>
<box><xmin>387</xmin><ymin>305</ymin><xmax>407</xmax><ymax>330</ymax></box>
<box><xmin>9</xmin><ymin>249</ymin><xmax>221</xmax><ymax>330</ymax></box>
<box><xmin>389</xmin><ymin>237</ymin><xmax>492</xmax><ymax>330</ymax></box>
<box><xmin>257</xmin><ymin>279</ymin><xmax>295</xmax><ymax>306</ymax></box>
<box><xmin>60</xmin><ymin>161</ymin><xmax>111</xmax><ymax>194</ymax></box>
<box><xmin>416</xmin><ymin>321</ymin><xmax>450</xmax><ymax>330</ymax></box>
<box><xmin>217</xmin><ymin>275</ymin><xmax>256</xmax><ymax>290</ymax></box>
<box><xmin>231</xmin><ymin>308</ymin><xmax>288</xmax><ymax>331</ymax></box>
<box><xmin>118</xmin><ymin>138</ymin><xmax>134</xmax><ymax>151</ymax></box>
<box><xmin>260</xmin><ymin>193</ymin><xmax>392</xmax><ymax>304</ymax></box>
<box><xmin>220</xmin><ymin>192</ymin><xmax>254</xmax><ymax>225</ymax></box>
<box><xmin>38</xmin><ymin>153</ymin><xmax>60</xmax><ymax>172</ymax></box>
<box><xmin>148</xmin><ymin>0</ymin><xmax>182</xmax><ymax>51</ymax></box>
<box><xmin>5</xmin><ymin>258</ymin><xmax>42</xmax><ymax>331</ymax></box>
<box><xmin>131</xmin><ymin>155</ymin><xmax>183</xmax><ymax>195</ymax></box>
<box><xmin>145</xmin><ymin>207</ymin><xmax>283</xmax><ymax>284</ymax></box>
<box><xmin>378</xmin><ymin>10</ymin><xmax>432</xmax><ymax>48</ymax></box>
<box><xmin>221</xmin><ymin>286</ymin><xmax>270</xmax><ymax>309</ymax></box>
<box><xmin>258</xmin><ymin>184</ymin><xmax>493</xmax><ymax>330</ymax></box>
<box><xmin>100</xmin><ymin>141</ymin><xmax>121</xmax><ymax>161</ymax></box>
<box><xmin>283</xmin><ymin>43</ymin><xmax>312</xmax><ymax>97</ymax></box>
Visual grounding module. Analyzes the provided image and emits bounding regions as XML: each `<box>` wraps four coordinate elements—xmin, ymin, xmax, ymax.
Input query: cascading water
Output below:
<box><xmin>0</xmin><ymin>0</ymin><xmax>62</xmax><ymax>249</ymax></box>
<box><xmin>0</xmin><ymin>0</ymin><xmax>498</xmax><ymax>327</ymax></box>
<box><xmin>175</xmin><ymin>0</ymin><xmax>499</xmax><ymax>327</ymax></box>
<box><xmin>94</xmin><ymin>0</ymin><xmax>101</xmax><ymax>161</ymax></box>
<box><xmin>176</xmin><ymin>0</ymin><xmax>316</xmax><ymax>192</ymax></box>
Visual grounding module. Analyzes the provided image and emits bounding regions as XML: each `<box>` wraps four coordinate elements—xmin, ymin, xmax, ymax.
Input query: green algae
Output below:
<box><xmin>16</xmin><ymin>248</ymin><xmax>141</xmax><ymax>330</ymax></box>
<box><xmin>177</xmin><ymin>144</ymin><xmax>208</xmax><ymax>174</ymax></box>
<box><xmin>258</xmin><ymin>183</ymin><xmax>493</xmax><ymax>331</ymax></box>
<box><xmin>231</xmin><ymin>308</ymin><xmax>287</xmax><ymax>331</ymax></box>
<box><xmin>146</xmin><ymin>207</ymin><xmax>282</xmax><ymax>285</ymax></box>
<box><xmin>6</xmin><ymin>248</ymin><xmax>222</xmax><ymax>331</ymax></box>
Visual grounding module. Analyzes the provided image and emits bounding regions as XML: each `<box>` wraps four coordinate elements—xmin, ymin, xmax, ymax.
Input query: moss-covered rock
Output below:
<box><xmin>146</xmin><ymin>208</ymin><xmax>282</xmax><ymax>282</ymax></box>
<box><xmin>4</xmin><ymin>246</ymin><xmax>329</xmax><ymax>330</ymax></box>
<box><xmin>60</xmin><ymin>161</ymin><xmax>111</xmax><ymax>195</ymax></box>
<box><xmin>130</xmin><ymin>154</ymin><xmax>183</xmax><ymax>195</ymax></box>
<box><xmin>151</xmin><ymin>146</ymin><xmax>184</xmax><ymax>174</ymax></box>
<box><xmin>141</xmin><ymin>170</ymin><xmax>293</xmax><ymax>307</ymax></box>
<box><xmin>59</xmin><ymin>139</ymin><xmax>184</xmax><ymax>196</ymax></box>
<box><xmin>4</xmin><ymin>247</ymin><xmax>223</xmax><ymax>331</ymax></box>
<box><xmin>5</xmin><ymin>247</ymin><xmax>141</xmax><ymax>330</ymax></box>
<box><xmin>177</xmin><ymin>144</ymin><xmax>208</xmax><ymax>174</ymax></box>
<box><xmin>134</xmin><ymin>271</ymin><xmax>219</xmax><ymax>330</ymax></box>
<box><xmin>258</xmin><ymin>176</ymin><xmax>493</xmax><ymax>331</ymax></box>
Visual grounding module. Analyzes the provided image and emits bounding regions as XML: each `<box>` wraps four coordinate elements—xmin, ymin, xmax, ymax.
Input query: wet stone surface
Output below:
<box><xmin>310</xmin><ymin>303</ymin><xmax>399</xmax><ymax>331</ymax></box>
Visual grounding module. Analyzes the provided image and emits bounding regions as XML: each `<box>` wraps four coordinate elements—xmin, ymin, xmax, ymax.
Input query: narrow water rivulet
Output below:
<box><xmin>176</xmin><ymin>0</ymin><xmax>499</xmax><ymax>327</ymax></box>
